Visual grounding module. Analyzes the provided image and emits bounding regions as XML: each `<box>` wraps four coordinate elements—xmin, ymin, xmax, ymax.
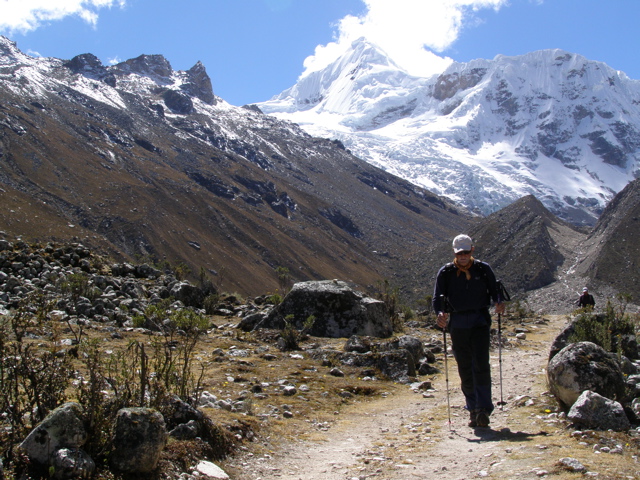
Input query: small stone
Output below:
<box><xmin>558</xmin><ymin>457</ymin><xmax>586</xmax><ymax>473</ymax></box>
<box><xmin>282</xmin><ymin>385</ymin><xmax>297</xmax><ymax>396</ymax></box>
<box><xmin>196</xmin><ymin>460</ymin><xmax>229</xmax><ymax>479</ymax></box>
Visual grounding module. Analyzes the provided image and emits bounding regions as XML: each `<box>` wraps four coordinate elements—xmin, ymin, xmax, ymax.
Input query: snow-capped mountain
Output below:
<box><xmin>259</xmin><ymin>38</ymin><xmax>640</xmax><ymax>225</ymax></box>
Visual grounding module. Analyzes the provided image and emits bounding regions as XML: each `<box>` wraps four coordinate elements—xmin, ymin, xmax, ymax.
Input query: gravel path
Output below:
<box><xmin>225</xmin><ymin>315</ymin><xmax>573</xmax><ymax>480</ymax></box>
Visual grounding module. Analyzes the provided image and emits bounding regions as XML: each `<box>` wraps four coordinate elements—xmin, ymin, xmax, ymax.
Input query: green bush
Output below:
<box><xmin>568</xmin><ymin>295</ymin><xmax>638</xmax><ymax>357</ymax></box>
<box><xmin>0</xmin><ymin>299</ymin><xmax>73</xmax><ymax>462</ymax></box>
<box><xmin>278</xmin><ymin>314</ymin><xmax>315</xmax><ymax>351</ymax></box>
<box><xmin>267</xmin><ymin>292</ymin><xmax>283</xmax><ymax>305</ymax></box>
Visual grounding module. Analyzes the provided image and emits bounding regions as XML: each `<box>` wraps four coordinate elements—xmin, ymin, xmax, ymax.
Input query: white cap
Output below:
<box><xmin>452</xmin><ymin>234</ymin><xmax>473</xmax><ymax>253</ymax></box>
<box><xmin>583</xmin><ymin>287</ymin><xmax>588</xmax><ymax>292</ymax></box>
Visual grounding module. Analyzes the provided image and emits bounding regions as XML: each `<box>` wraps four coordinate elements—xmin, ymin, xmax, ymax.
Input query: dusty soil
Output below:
<box><xmin>222</xmin><ymin>314</ymin><xmax>640</xmax><ymax>480</ymax></box>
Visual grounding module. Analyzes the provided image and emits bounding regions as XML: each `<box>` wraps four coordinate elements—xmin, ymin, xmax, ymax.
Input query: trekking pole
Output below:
<box><xmin>443</xmin><ymin>326</ymin><xmax>452</xmax><ymax>430</ymax></box>
<box><xmin>439</xmin><ymin>295</ymin><xmax>452</xmax><ymax>430</ymax></box>
<box><xmin>497</xmin><ymin>310</ymin><xmax>505</xmax><ymax>409</ymax></box>
<box><xmin>496</xmin><ymin>281</ymin><xmax>511</xmax><ymax>410</ymax></box>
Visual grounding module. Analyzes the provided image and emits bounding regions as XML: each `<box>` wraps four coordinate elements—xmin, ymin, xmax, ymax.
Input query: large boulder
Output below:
<box><xmin>170</xmin><ymin>281</ymin><xmax>205</xmax><ymax>308</ymax></box>
<box><xmin>19</xmin><ymin>402</ymin><xmax>88</xmax><ymax>465</ymax></box>
<box><xmin>567</xmin><ymin>390</ymin><xmax>630</xmax><ymax>431</ymax></box>
<box><xmin>547</xmin><ymin>341</ymin><xmax>626</xmax><ymax>408</ymax></box>
<box><xmin>110</xmin><ymin>408</ymin><xmax>167</xmax><ymax>474</ymax></box>
<box><xmin>260</xmin><ymin>280</ymin><xmax>392</xmax><ymax>338</ymax></box>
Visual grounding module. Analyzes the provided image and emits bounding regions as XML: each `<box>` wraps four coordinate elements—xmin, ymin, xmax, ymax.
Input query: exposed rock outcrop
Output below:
<box><xmin>260</xmin><ymin>280</ymin><xmax>392</xmax><ymax>338</ymax></box>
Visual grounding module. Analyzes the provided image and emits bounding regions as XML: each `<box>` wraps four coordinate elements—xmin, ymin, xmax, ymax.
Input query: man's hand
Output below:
<box><xmin>495</xmin><ymin>302</ymin><xmax>505</xmax><ymax>315</ymax></box>
<box><xmin>436</xmin><ymin>312</ymin><xmax>448</xmax><ymax>329</ymax></box>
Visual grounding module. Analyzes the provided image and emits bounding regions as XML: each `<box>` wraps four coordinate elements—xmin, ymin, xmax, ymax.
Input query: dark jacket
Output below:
<box><xmin>432</xmin><ymin>260</ymin><xmax>500</xmax><ymax>314</ymax></box>
<box><xmin>577</xmin><ymin>292</ymin><xmax>595</xmax><ymax>308</ymax></box>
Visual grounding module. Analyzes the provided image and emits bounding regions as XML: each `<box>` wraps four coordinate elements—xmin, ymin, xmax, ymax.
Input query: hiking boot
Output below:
<box><xmin>475</xmin><ymin>409</ymin><xmax>490</xmax><ymax>428</ymax></box>
<box><xmin>468</xmin><ymin>410</ymin><xmax>477</xmax><ymax>428</ymax></box>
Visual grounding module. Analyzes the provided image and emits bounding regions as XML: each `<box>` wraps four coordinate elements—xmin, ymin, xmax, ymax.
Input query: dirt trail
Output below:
<box><xmin>226</xmin><ymin>316</ymin><xmax>573</xmax><ymax>480</ymax></box>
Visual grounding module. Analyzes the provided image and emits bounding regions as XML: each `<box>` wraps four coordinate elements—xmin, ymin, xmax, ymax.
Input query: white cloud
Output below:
<box><xmin>302</xmin><ymin>0</ymin><xmax>508</xmax><ymax>78</ymax></box>
<box><xmin>0</xmin><ymin>0</ymin><xmax>126</xmax><ymax>34</ymax></box>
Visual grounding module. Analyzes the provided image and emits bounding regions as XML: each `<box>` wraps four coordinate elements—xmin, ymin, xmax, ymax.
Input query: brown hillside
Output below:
<box><xmin>0</xmin><ymin>40</ymin><xmax>471</xmax><ymax>299</ymax></box>
<box><xmin>574</xmin><ymin>178</ymin><xmax>640</xmax><ymax>302</ymax></box>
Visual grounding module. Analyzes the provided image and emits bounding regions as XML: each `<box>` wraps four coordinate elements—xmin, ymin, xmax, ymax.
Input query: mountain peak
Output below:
<box><xmin>183</xmin><ymin>61</ymin><xmax>216</xmax><ymax>105</ymax></box>
<box><xmin>0</xmin><ymin>36</ymin><xmax>33</xmax><ymax>66</ymax></box>
<box><xmin>339</xmin><ymin>37</ymin><xmax>402</xmax><ymax>72</ymax></box>
<box><xmin>112</xmin><ymin>54</ymin><xmax>173</xmax><ymax>81</ymax></box>
<box><xmin>261</xmin><ymin>37</ymin><xmax>415</xmax><ymax>117</ymax></box>
<box><xmin>0</xmin><ymin>35</ymin><xmax>19</xmax><ymax>55</ymax></box>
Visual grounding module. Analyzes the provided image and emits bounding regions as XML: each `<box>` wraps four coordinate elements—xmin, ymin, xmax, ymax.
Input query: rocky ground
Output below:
<box><xmin>1</xmin><ymin>239</ymin><xmax>640</xmax><ymax>480</ymax></box>
<box><xmin>221</xmin><ymin>314</ymin><xmax>640</xmax><ymax>480</ymax></box>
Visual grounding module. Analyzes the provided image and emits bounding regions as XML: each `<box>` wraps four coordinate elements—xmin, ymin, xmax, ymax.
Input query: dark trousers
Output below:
<box><xmin>449</xmin><ymin>322</ymin><xmax>494</xmax><ymax>413</ymax></box>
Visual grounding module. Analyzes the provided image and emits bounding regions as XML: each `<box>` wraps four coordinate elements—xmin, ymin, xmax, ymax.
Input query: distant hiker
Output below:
<box><xmin>577</xmin><ymin>287</ymin><xmax>595</xmax><ymax>309</ymax></box>
<box><xmin>433</xmin><ymin>234</ymin><xmax>505</xmax><ymax>428</ymax></box>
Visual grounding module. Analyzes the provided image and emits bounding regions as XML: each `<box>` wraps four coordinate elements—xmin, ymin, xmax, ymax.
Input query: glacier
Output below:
<box><xmin>258</xmin><ymin>38</ymin><xmax>640</xmax><ymax>225</ymax></box>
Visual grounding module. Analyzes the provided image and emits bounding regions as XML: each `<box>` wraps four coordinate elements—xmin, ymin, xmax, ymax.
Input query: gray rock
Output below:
<box><xmin>237</xmin><ymin>310</ymin><xmax>271</xmax><ymax>331</ymax></box>
<box><xmin>170</xmin><ymin>281</ymin><xmax>205</xmax><ymax>308</ymax></box>
<box><xmin>50</xmin><ymin>448</ymin><xmax>95</xmax><ymax>480</ymax></box>
<box><xmin>165</xmin><ymin>395</ymin><xmax>204</xmax><ymax>427</ymax></box>
<box><xmin>135</xmin><ymin>263</ymin><xmax>161</xmax><ymax>279</ymax></box>
<box><xmin>312</xmin><ymin>347</ymin><xmax>416</xmax><ymax>383</ymax></box>
<box><xmin>344</xmin><ymin>335</ymin><xmax>372</xmax><ymax>353</ymax></box>
<box><xmin>169</xmin><ymin>420</ymin><xmax>200</xmax><ymax>440</ymax></box>
<box><xmin>547</xmin><ymin>341</ymin><xmax>626</xmax><ymax>408</ymax></box>
<box><xmin>558</xmin><ymin>457</ymin><xmax>586</xmax><ymax>473</ymax></box>
<box><xmin>110</xmin><ymin>407</ymin><xmax>167</xmax><ymax>473</ymax></box>
<box><xmin>376</xmin><ymin>350</ymin><xmax>415</xmax><ymax>382</ymax></box>
<box><xmin>631</xmin><ymin>398</ymin><xmax>640</xmax><ymax>420</ymax></box>
<box><xmin>418</xmin><ymin>359</ymin><xmax>440</xmax><ymax>375</ymax></box>
<box><xmin>19</xmin><ymin>402</ymin><xmax>87</xmax><ymax>465</ymax></box>
<box><xmin>567</xmin><ymin>390</ymin><xmax>630</xmax><ymax>431</ymax></box>
<box><xmin>620</xmin><ymin>356</ymin><xmax>639</xmax><ymax>375</ymax></box>
<box><xmin>195</xmin><ymin>460</ymin><xmax>229</xmax><ymax>479</ymax></box>
<box><xmin>387</xmin><ymin>335</ymin><xmax>424</xmax><ymax>369</ymax></box>
<box><xmin>282</xmin><ymin>385</ymin><xmax>297</xmax><ymax>396</ymax></box>
<box><xmin>262</xmin><ymin>280</ymin><xmax>392</xmax><ymax>338</ymax></box>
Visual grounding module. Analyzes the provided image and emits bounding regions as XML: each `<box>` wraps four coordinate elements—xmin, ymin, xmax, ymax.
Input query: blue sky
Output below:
<box><xmin>1</xmin><ymin>0</ymin><xmax>639</xmax><ymax>106</ymax></box>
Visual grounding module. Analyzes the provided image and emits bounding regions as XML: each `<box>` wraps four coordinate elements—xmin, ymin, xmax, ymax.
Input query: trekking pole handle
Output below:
<box><xmin>437</xmin><ymin>294</ymin><xmax>450</xmax><ymax>331</ymax></box>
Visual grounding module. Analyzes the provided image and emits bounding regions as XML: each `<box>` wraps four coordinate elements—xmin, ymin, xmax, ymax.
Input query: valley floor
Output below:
<box><xmin>222</xmin><ymin>314</ymin><xmax>640</xmax><ymax>480</ymax></box>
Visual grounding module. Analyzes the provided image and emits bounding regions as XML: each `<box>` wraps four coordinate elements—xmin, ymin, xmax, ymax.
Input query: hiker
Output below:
<box><xmin>433</xmin><ymin>234</ymin><xmax>505</xmax><ymax>428</ymax></box>
<box><xmin>577</xmin><ymin>287</ymin><xmax>595</xmax><ymax>309</ymax></box>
